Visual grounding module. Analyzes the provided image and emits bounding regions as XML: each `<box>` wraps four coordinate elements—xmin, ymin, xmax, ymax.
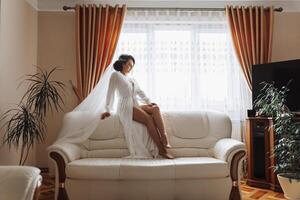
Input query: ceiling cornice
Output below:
<box><xmin>37</xmin><ymin>0</ymin><xmax>300</xmax><ymax>12</ymax></box>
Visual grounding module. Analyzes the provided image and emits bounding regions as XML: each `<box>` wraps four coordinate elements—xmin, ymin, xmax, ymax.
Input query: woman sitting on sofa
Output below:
<box><xmin>101</xmin><ymin>54</ymin><xmax>173</xmax><ymax>159</ymax></box>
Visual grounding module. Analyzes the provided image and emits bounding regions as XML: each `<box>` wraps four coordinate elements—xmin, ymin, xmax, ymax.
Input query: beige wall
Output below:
<box><xmin>36</xmin><ymin>10</ymin><xmax>300</xmax><ymax>170</ymax></box>
<box><xmin>0</xmin><ymin>0</ymin><xmax>37</xmax><ymax>165</ymax></box>
<box><xmin>37</xmin><ymin>12</ymin><xmax>78</xmax><ymax>168</ymax></box>
<box><xmin>272</xmin><ymin>12</ymin><xmax>300</xmax><ymax>61</ymax></box>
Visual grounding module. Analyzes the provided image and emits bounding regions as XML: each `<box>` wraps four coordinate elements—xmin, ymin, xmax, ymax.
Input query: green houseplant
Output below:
<box><xmin>254</xmin><ymin>81</ymin><xmax>300</xmax><ymax>199</ymax></box>
<box><xmin>1</xmin><ymin>68</ymin><xmax>65</xmax><ymax>165</ymax></box>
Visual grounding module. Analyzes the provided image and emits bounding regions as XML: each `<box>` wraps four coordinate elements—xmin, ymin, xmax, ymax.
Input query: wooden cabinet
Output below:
<box><xmin>246</xmin><ymin>117</ymin><xmax>282</xmax><ymax>192</ymax></box>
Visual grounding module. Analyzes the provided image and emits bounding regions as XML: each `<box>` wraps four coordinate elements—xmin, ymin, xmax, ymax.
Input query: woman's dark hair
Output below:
<box><xmin>113</xmin><ymin>54</ymin><xmax>135</xmax><ymax>72</ymax></box>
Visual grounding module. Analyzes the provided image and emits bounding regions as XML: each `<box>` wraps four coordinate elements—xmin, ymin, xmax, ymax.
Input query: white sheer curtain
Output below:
<box><xmin>114</xmin><ymin>9</ymin><xmax>252</xmax><ymax>140</ymax></box>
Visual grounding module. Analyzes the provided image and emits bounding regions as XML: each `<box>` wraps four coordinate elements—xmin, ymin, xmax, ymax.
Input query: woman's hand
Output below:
<box><xmin>101</xmin><ymin>112</ymin><xmax>111</xmax><ymax>120</ymax></box>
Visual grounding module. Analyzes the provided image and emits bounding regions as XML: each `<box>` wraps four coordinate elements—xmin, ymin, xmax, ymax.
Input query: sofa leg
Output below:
<box><xmin>33</xmin><ymin>184</ymin><xmax>42</xmax><ymax>200</ymax></box>
<box><xmin>50</xmin><ymin>152</ymin><xmax>69</xmax><ymax>200</ymax></box>
<box><xmin>229</xmin><ymin>150</ymin><xmax>246</xmax><ymax>200</ymax></box>
<box><xmin>58</xmin><ymin>187</ymin><xmax>68</xmax><ymax>200</ymax></box>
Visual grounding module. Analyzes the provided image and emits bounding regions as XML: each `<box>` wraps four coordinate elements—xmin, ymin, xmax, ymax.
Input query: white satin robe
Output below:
<box><xmin>105</xmin><ymin>71</ymin><xmax>159</xmax><ymax>158</ymax></box>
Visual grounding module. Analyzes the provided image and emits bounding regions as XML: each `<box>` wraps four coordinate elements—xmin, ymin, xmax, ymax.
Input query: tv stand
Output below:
<box><xmin>246</xmin><ymin>117</ymin><xmax>282</xmax><ymax>192</ymax></box>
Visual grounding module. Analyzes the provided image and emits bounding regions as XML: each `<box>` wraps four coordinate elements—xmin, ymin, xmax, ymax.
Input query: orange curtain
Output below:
<box><xmin>226</xmin><ymin>6</ymin><xmax>274</xmax><ymax>91</ymax></box>
<box><xmin>73</xmin><ymin>4</ymin><xmax>127</xmax><ymax>101</ymax></box>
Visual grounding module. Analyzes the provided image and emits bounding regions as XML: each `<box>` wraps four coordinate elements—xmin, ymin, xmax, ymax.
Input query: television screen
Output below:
<box><xmin>252</xmin><ymin>59</ymin><xmax>300</xmax><ymax>112</ymax></box>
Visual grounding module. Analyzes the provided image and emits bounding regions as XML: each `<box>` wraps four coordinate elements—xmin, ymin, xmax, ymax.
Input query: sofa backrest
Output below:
<box><xmin>81</xmin><ymin>111</ymin><xmax>232</xmax><ymax>158</ymax></box>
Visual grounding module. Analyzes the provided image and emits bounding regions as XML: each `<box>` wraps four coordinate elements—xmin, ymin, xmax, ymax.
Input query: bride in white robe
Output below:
<box><xmin>101</xmin><ymin>54</ymin><xmax>173</xmax><ymax>159</ymax></box>
<box><xmin>49</xmin><ymin>54</ymin><xmax>172</xmax><ymax>159</ymax></box>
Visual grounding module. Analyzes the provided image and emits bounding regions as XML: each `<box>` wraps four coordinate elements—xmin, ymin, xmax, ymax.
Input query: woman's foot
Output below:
<box><xmin>159</xmin><ymin>151</ymin><xmax>174</xmax><ymax>159</ymax></box>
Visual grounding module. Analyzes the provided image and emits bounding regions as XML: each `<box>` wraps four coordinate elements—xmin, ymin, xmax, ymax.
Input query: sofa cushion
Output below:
<box><xmin>82</xmin><ymin>111</ymin><xmax>232</xmax><ymax>158</ymax></box>
<box><xmin>81</xmin><ymin>149</ymin><xmax>129</xmax><ymax>158</ymax></box>
<box><xmin>66</xmin><ymin>158</ymin><xmax>121</xmax><ymax>180</ymax></box>
<box><xmin>66</xmin><ymin>158</ymin><xmax>175</xmax><ymax>181</ymax></box>
<box><xmin>164</xmin><ymin>112</ymin><xmax>209</xmax><ymax>139</ymax></box>
<box><xmin>90</xmin><ymin>115</ymin><xmax>124</xmax><ymax>140</ymax></box>
<box><xmin>174</xmin><ymin>157</ymin><xmax>229</xmax><ymax>179</ymax></box>
<box><xmin>66</xmin><ymin>157</ymin><xmax>229</xmax><ymax>181</ymax></box>
<box><xmin>82</xmin><ymin>138</ymin><xmax>128</xmax><ymax>151</ymax></box>
<box><xmin>119</xmin><ymin>159</ymin><xmax>175</xmax><ymax>180</ymax></box>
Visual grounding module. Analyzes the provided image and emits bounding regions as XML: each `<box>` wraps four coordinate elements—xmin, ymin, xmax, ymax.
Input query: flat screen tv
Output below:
<box><xmin>252</xmin><ymin>59</ymin><xmax>300</xmax><ymax>112</ymax></box>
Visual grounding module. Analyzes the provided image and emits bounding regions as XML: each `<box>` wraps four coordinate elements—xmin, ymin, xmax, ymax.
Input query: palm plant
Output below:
<box><xmin>22</xmin><ymin>67</ymin><xmax>65</xmax><ymax>117</ymax></box>
<box><xmin>1</xmin><ymin>67</ymin><xmax>65</xmax><ymax>165</ymax></box>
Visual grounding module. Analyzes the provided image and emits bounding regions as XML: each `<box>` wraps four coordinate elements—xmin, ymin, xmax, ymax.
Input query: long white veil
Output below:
<box><xmin>51</xmin><ymin>65</ymin><xmax>114</xmax><ymax>145</ymax></box>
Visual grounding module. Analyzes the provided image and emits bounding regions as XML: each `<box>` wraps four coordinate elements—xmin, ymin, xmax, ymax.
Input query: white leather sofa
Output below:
<box><xmin>49</xmin><ymin>111</ymin><xmax>246</xmax><ymax>200</ymax></box>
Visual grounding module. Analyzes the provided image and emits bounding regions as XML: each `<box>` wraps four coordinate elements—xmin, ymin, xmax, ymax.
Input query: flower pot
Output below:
<box><xmin>277</xmin><ymin>174</ymin><xmax>300</xmax><ymax>200</ymax></box>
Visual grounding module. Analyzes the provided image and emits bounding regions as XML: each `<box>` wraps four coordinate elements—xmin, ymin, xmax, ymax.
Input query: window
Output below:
<box><xmin>114</xmin><ymin>10</ymin><xmax>252</xmax><ymax>139</ymax></box>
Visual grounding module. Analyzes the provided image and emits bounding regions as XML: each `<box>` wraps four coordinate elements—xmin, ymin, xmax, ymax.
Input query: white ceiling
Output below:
<box><xmin>27</xmin><ymin>0</ymin><xmax>300</xmax><ymax>11</ymax></box>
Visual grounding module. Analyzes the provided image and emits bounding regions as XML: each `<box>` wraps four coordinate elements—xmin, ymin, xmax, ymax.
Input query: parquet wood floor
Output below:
<box><xmin>39</xmin><ymin>172</ymin><xmax>55</xmax><ymax>200</ymax></box>
<box><xmin>38</xmin><ymin>173</ymin><xmax>286</xmax><ymax>200</ymax></box>
<box><xmin>240</xmin><ymin>181</ymin><xmax>286</xmax><ymax>200</ymax></box>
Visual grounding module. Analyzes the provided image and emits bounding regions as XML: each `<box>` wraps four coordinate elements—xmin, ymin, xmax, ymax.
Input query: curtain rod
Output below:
<box><xmin>62</xmin><ymin>6</ymin><xmax>283</xmax><ymax>12</ymax></box>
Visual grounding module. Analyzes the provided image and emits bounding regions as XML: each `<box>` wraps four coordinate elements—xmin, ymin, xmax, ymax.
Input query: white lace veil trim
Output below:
<box><xmin>51</xmin><ymin>65</ymin><xmax>114</xmax><ymax>145</ymax></box>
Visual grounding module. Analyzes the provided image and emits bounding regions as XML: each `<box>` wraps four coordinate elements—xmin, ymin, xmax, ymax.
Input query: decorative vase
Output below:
<box><xmin>277</xmin><ymin>174</ymin><xmax>300</xmax><ymax>200</ymax></box>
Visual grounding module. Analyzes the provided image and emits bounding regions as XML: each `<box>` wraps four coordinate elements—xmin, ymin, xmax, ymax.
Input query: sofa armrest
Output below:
<box><xmin>48</xmin><ymin>143</ymin><xmax>82</xmax><ymax>200</ymax></box>
<box><xmin>214</xmin><ymin>138</ymin><xmax>245</xmax><ymax>162</ymax></box>
<box><xmin>213</xmin><ymin>138</ymin><xmax>246</xmax><ymax>200</ymax></box>
<box><xmin>48</xmin><ymin>143</ymin><xmax>82</xmax><ymax>163</ymax></box>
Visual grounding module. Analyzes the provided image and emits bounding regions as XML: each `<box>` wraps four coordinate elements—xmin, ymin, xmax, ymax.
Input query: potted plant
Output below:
<box><xmin>1</xmin><ymin>68</ymin><xmax>65</xmax><ymax>165</ymax></box>
<box><xmin>254</xmin><ymin>81</ymin><xmax>300</xmax><ymax>200</ymax></box>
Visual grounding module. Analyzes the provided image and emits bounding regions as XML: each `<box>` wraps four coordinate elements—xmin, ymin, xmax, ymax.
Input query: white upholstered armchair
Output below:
<box><xmin>0</xmin><ymin>166</ymin><xmax>42</xmax><ymax>200</ymax></box>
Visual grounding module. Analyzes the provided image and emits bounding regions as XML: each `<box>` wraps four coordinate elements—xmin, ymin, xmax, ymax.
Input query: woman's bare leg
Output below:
<box><xmin>141</xmin><ymin>105</ymin><xmax>171</xmax><ymax>148</ymax></box>
<box><xmin>132</xmin><ymin>106</ymin><xmax>173</xmax><ymax>159</ymax></box>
